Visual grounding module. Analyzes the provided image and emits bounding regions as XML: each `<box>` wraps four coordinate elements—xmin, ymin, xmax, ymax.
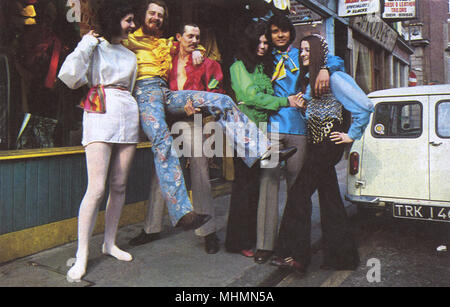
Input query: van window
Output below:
<box><xmin>436</xmin><ymin>101</ymin><xmax>450</xmax><ymax>138</ymax></box>
<box><xmin>372</xmin><ymin>101</ymin><xmax>422</xmax><ymax>138</ymax></box>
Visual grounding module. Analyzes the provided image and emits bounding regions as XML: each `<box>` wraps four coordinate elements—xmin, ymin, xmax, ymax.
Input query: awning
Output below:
<box><xmin>263</xmin><ymin>0</ymin><xmax>291</xmax><ymax>11</ymax></box>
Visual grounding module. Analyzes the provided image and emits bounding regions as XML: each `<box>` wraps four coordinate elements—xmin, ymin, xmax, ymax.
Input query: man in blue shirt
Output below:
<box><xmin>253</xmin><ymin>14</ymin><xmax>345</xmax><ymax>264</ymax></box>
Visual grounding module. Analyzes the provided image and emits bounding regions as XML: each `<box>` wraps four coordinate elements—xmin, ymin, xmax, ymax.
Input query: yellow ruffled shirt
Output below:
<box><xmin>123</xmin><ymin>28</ymin><xmax>175</xmax><ymax>81</ymax></box>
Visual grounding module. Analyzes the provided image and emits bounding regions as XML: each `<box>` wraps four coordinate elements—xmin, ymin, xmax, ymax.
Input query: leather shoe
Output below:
<box><xmin>254</xmin><ymin>250</ymin><xmax>273</xmax><ymax>264</ymax></box>
<box><xmin>204</xmin><ymin>233</ymin><xmax>220</xmax><ymax>254</ymax></box>
<box><xmin>176</xmin><ymin>212</ymin><xmax>211</xmax><ymax>231</ymax></box>
<box><xmin>261</xmin><ymin>146</ymin><xmax>297</xmax><ymax>163</ymax></box>
<box><xmin>270</xmin><ymin>256</ymin><xmax>306</xmax><ymax>274</ymax></box>
<box><xmin>129</xmin><ymin>230</ymin><xmax>160</xmax><ymax>246</ymax></box>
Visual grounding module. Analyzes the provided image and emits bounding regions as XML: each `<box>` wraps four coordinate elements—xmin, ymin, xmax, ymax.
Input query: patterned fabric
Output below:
<box><xmin>306</xmin><ymin>93</ymin><xmax>343</xmax><ymax>144</ymax></box>
<box><xmin>271</xmin><ymin>46</ymin><xmax>299</xmax><ymax>82</ymax></box>
<box><xmin>302</xmin><ymin>71</ymin><xmax>374</xmax><ymax>141</ymax></box>
<box><xmin>79</xmin><ymin>85</ymin><xmax>106</xmax><ymax>113</ymax></box>
<box><xmin>134</xmin><ymin>77</ymin><xmax>270</xmax><ymax>225</ymax></box>
<box><xmin>311</xmin><ymin>34</ymin><xmax>329</xmax><ymax>70</ymax></box>
<box><xmin>268</xmin><ymin>49</ymin><xmax>346</xmax><ymax>135</ymax></box>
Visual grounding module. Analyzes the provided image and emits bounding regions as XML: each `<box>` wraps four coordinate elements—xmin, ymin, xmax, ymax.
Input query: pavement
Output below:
<box><xmin>0</xmin><ymin>159</ymin><xmax>355</xmax><ymax>287</ymax></box>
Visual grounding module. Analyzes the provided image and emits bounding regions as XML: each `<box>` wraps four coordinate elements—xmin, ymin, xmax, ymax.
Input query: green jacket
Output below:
<box><xmin>230</xmin><ymin>60</ymin><xmax>289</xmax><ymax>128</ymax></box>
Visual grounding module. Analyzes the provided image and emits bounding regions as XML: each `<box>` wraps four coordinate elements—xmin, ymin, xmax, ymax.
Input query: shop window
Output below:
<box><xmin>436</xmin><ymin>101</ymin><xmax>450</xmax><ymax>138</ymax></box>
<box><xmin>0</xmin><ymin>0</ymin><xmax>84</xmax><ymax>151</ymax></box>
<box><xmin>372</xmin><ymin>101</ymin><xmax>422</xmax><ymax>138</ymax></box>
<box><xmin>393</xmin><ymin>60</ymin><xmax>399</xmax><ymax>88</ymax></box>
<box><xmin>353</xmin><ymin>40</ymin><xmax>373</xmax><ymax>93</ymax></box>
<box><xmin>373</xmin><ymin>49</ymin><xmax>382</xmax><ymax>91</ymax></box>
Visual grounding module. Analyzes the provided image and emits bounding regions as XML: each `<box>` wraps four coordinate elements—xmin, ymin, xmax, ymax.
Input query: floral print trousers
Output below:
<box><xmin>134</xmin><ymin>77</ymin><xmax>269</xmax><ymax>225</ymax></box>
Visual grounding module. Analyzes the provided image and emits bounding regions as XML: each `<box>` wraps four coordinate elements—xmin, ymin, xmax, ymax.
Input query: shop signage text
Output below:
<box><xmin>338</xmin><ymin>0</ymin><xmax>380</xmax><ymax>17</ymax></box>
<box><xmin>289</xmin><ymin>3</ymin><xmax>322</xmax><ymax>25</ymax></box>
<box><xmin>382</xmin><ymin>0</ymin><xmax>417</xmax><ymax>19</ymax></box>
<box><xmin>350</xmin><ymin>15</ymin><xmax>399</xmax><ymax>51</ymax></box>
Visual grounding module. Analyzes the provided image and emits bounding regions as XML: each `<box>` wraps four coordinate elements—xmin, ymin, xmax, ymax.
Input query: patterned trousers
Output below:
<box><xmin>133</xmin><ymin>77</ymin><xmax>269</xmax><ymax>225</ymax></box>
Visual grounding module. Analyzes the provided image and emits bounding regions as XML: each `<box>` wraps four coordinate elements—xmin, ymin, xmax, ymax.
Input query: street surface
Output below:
<box><xmin>0</xmin><ymin>158</ymin><xmax>448</xmax><ymax>287</ymax></box>
<box><xmin>275</xmin><ymin>210</ymin><xmax>449</xmax><ymax>287</ymax></box>
<box><xmin>273</xmin><ymin>158</ymin><xmax>450</xmax><ymax>287</ymax></box>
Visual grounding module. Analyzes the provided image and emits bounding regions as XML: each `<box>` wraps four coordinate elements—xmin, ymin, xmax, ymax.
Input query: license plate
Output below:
<box><xmin>393</xmin><ymin>204</ymin><xmax>450</xmax><ymax>222</ymax></box>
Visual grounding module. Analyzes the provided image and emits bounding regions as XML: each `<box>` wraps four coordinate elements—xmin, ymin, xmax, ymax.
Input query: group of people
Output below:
<box><xmin>58</xmin><ymin>0</ymin><xmax>374</xmax><ymax>282</ymax></box>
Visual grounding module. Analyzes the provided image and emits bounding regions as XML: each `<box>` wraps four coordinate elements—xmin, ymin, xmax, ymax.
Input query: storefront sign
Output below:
<box><xmin>350</xmin><ymin>15</ymin><xmax>399</xmax><ymax>51</ymax></box>
<box><xmin>338</xmin><ymin>0</ymin><xmax>380</xmax><ymax>17</ymax></box>
<box><xmin>382</xmin><ymin>0</ymin><xmax>417</xmax><ymax>19</ymax></box>
<box><xmin>289</xmin><ymin>3</ymin><xmax>322</xmax><ymax>25</ymax></box>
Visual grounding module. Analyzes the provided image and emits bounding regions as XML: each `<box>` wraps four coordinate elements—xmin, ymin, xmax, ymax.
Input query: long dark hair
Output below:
<box><xmin>234</xmin><ymin>20</ymin><xmax>272</xmax><ymax>76</ymax></box>
<box><xmin>97</xmin><ymin>0</ymin><xmax>134</xmax><ymax>43</ymax></box>
<box><xmin>297</xmin><ymin>35</ymin><xmax>329</xmax><ymax>97</ymax></box>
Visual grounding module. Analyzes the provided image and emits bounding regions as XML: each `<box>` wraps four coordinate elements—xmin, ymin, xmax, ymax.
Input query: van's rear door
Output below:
<box><xmin>429</xmin><ymin>95</ymin><xmax>450</xmax><ymax>202</ymax></box>
<box><xmin>360</xmin><ymin>96</ymin><xmax>429</xmax><ymax>200</ymax></box>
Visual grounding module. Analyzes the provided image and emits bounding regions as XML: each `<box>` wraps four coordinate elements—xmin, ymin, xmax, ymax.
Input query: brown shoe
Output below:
<box><xmin>176</xmin><ymin>212</ymin><xmax>211</xmax><ymax>231</ymax></box>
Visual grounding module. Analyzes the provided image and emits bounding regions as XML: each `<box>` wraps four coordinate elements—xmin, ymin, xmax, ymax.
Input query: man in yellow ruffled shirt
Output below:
<box><xmin>123</xmin><ymin>0</ymin><xmax>283</xmax><ymax>238</ymax></box>
<box><xmin>123</xmin><ymin>0</ymin><xmax>210</xmax><ymax>232</ymax></box>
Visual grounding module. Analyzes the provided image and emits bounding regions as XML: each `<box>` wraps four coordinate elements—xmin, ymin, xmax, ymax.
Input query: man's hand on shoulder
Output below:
<box><xmin>192</xmin><ymin>50</ymin><xmax>204</xmax><ymax>66</ymax></box>
<box><xmin>315</xmin><ymin>69</ymin><xmax>330</xmax><ymax>97</ymax></box>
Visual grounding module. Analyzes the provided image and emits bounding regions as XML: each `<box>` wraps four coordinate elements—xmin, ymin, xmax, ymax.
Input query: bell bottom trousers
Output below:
<box><xmin>275</xmin><ymin>140</ymin><xmax>359</xmax><ymax>268</ymax></box>
<box><xmin>133</xmin><ymin>77</ymin><xmax>269</xmax><ymax>225</ymax></box>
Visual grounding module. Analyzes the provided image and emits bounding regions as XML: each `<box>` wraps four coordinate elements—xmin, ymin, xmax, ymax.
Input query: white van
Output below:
<box><xmin>346</xmin><ymin>84</ymin><xmax>450</xmax><ymax>222</ymax></box>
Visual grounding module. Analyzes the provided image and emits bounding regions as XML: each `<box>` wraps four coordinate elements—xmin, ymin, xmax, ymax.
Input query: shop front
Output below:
<box><xmin>349</xmin><ymin>14</ymin><xmax>413</xmax><ymax>92</ymax></box>
<box><xmin>0</xmin><ymin>0</ymin><xmax>294</xmax><ymax>263</ymax></box>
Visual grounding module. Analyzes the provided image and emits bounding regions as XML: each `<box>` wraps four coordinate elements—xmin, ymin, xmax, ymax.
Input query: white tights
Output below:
<box><xmin>67</xmin><ymin>142</ymin><xmax>136</xmax><ymax>282</ymax></box>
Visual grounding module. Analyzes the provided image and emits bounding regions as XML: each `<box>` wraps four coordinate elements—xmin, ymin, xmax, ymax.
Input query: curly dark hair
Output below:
<box><xmin>266</xmin><ymin>14</ymin><xmax>296</xmax><ymax>47</ymax></box>
<box><xmin>97</xmin><ymin>0</ymin><xmax>134</xmax><ymax>43</ymax></box>
<box><xmin>234</xmin><ymin>20</ymin><xmax>273</xmax><ymax>76</ymax></box>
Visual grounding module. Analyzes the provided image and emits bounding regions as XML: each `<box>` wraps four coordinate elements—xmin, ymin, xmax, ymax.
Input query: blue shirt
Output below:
<box><xmin>329</xmin><ymin>71</ymin><xmax>374</xmax><ymax>140</ymax></box>
<box><xmin>268</xmin><ymin>46</ymin><xmax>345</xmax><ymax>135</ymax></box>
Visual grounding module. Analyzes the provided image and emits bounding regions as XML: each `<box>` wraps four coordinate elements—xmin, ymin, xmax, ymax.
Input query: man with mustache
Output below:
<box><xmin>124</xmin><ymin>1</ymin><xmax>286</xmax><ymax>238</ymax></box>
<box><xmin>129</xmin><ymin>22</ymin><xmax>224</xmax><ymax>254</ymax></box>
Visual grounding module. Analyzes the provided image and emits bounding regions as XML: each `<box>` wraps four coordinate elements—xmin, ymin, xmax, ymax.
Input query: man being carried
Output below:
<box><xmin>124</xmin><ymin>1</ymin><xmax>291</xmax><ymax>236</ymax></box>
<box><xmin>129</xmin><ymin>22</ymin><xmax>224</xmax><ymax>254</ymax></box>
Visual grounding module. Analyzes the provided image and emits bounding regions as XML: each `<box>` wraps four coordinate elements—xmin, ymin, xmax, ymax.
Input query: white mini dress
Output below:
<box><xmin>58</xmin><ymin>35</ymin><xmax>139</xmax><ymax>146</ymax></box>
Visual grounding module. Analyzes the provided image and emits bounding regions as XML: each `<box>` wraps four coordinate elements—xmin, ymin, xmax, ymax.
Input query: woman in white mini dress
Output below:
<box><xmin>58</xmin><ymin>0</ymin><xmax>138</xmax><ymax>282</ymax></box>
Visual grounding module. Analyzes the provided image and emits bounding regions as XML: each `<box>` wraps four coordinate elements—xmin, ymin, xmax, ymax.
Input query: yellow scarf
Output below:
<box><xmin>271</xmin><ymin>47</ymin><xmax>299</xmax><ymax>82</ymax></box>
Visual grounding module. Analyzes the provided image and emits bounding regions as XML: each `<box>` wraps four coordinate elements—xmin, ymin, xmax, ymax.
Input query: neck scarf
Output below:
<box><xmin>271</xmin><ymin>45</ymin><xmax>299</xmax><ymax>82</ymax></box>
